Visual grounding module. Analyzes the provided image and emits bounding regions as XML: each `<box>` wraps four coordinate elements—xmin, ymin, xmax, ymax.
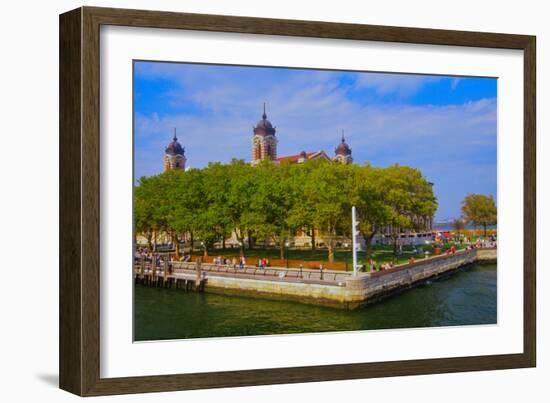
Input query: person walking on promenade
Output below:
<box><xmin>319</xmin><ymin>264</ymin><xmax>324</xmax><ymax>280</ymax></box>
<box><xmin>155</xmin><ymin>253</ymin><xmax>161</xmax><ymax>268</ymax></box>
<box><xmin>168</xmin><ymin>255</ymin><xmax>175</xmax><ymax>274</ymax></box>
<box><xmin>370</xmin><ymin>259</ymin><xmax>377</xmax><ymax>272</ymax></box>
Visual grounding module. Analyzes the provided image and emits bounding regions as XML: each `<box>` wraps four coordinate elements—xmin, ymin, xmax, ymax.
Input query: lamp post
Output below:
<box><xmin>285</xmin><ymin>241</ymin><xmax>290</xmax><ymax>268</ymax></box>
<box><xmin>237</xmin><ymin>240</ymin><xmax>244</xmax><ymax>258</ymax></box>
<box><xmin>352</xmin><ymin>206</ymin><xmax>359</xmax><ymax>276</ymax></box>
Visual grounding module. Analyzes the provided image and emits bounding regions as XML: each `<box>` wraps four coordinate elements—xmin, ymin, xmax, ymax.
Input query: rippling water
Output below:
<box><xmin>134</xmin><ymin>263</ymin><xmax>496</xmax><ymax>341</ymax></box>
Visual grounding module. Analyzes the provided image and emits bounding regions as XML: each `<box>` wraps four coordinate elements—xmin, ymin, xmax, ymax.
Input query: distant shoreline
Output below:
<box><xmin>432</xmin><ymin>223</ymin><xmax>497</xmax><ymax>232</ymax></box>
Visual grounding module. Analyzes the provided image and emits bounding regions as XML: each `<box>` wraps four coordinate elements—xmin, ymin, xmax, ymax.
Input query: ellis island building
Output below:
<box><xmin>163</xmin><ymin>104</ymin><xmax>353</xmax><ymax>173</ymax></box>
<box><xmin>156</xmin><ymin>105</ymin><xmax>433</xmax><ymax>251</ymax></box>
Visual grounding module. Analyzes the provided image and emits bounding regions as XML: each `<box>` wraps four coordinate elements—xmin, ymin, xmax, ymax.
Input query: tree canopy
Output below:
<box><xmin>461</xmin><ymin>193</ymin><xmax>497</xmax><ymax>236</ymax></box>
<box><xmin>134</xmin><ymin>159</ymin><xmax>438</xmax><ymax>261</ymax></box>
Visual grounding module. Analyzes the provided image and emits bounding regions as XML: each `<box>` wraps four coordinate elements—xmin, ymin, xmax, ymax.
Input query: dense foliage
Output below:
<box><xmin>461</xmin><ymin>193</ymin><xmax>497</xmax><ymax>236</ymax></box>
<box><xmin>135</xmin><ymin>159</ymin><xmax>437</xmax><ymax>261</ymax></box>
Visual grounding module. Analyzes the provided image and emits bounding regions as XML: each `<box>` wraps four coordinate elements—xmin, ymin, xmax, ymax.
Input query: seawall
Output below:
<box><xmin>203</xmin><ymin>248</ymin><xmax>497</xmax><ymax>309</ymax></box>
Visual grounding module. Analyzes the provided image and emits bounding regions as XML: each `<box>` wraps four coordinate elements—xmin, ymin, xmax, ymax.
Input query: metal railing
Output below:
<box><xmin>133</xmin><ymin>258</ymin><xmax>351</xmax><ymax>285</ymax></box>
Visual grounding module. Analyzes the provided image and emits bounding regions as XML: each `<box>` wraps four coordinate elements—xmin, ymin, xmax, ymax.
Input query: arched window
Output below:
<box><xmin>267</xmin><ymin>144</ymin><xmax>272</xmax><ymax>158</ymax></box>
<box><xmin>256</xmin><ymin>143</ymin><xmax>262</xmax><ymax>159</ymax></box>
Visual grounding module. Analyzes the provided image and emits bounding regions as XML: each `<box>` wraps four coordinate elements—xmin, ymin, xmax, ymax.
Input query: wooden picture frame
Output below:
<box><xmin>59</xmin><ymin>6</ymin><xmax>536</xmax><ymax>396</ymax></box>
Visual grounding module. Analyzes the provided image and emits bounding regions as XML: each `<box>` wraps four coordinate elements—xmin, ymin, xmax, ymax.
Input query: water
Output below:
<box><xmin>134</xmin><ymin>263</ymin><xmax>496</xmax><ymax>341</ymax></box>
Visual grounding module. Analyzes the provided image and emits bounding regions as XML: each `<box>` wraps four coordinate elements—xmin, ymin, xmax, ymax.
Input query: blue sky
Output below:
<box><xmin>134</xmin><ymin>61</ymin><xmax>497</xmax><ymax>221</ymax></box>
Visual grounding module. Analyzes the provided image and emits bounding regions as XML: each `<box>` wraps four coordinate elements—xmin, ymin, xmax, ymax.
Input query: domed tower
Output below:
<box><xmin>164</xmin><ymin>129</ymin><xmax>186</xmax><ymax>172</ymax></box>
<box><xmin>251</xmin><ymin>103</ymin><xmax>278</xmax><ymax>165</ymax></box>
<box><xmin>334</xmin><ymin>131</ymin><xmax>352</xmax><ymax>164</ymax></box>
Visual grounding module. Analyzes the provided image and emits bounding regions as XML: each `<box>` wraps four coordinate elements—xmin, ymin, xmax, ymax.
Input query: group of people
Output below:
<box><xmin>134</xmin><ymin>247</ymin><xmax>194</xmax><ymax>267</ymax></box>
<box><xmin>212</xmin><ymin>256</ymin><xmax>276</xmax><ymax>270</ymax></box>
<box><xmin>213</xmin><ymin>256</ymin><xmax>249</xmax><ymax>270</ymax></box>
<box><xmin>134</xmin><ymin>248</ymin><xmax>162</xmax><ymax>266</ymax></box>
<box><xmin>444</xmin><ymin>245</ymin><xmax>458</xmax><ymax>255</ymax></box>
<box><xmin>136</xmin><ymin>249</ymin><xmax>278</xmax><ymax>271</ymax></box>
<box><xmin>256</xmin><ymin>258</ymin><xmax>270</xmax><ymax>269</ymax></box>
<box><xmin>367</xmin><ymin>258</ymin><xmax>396</xmax><ymax>272</ymax></box>
<box><xmin>465</xmin><ymin>241</ymin><xmax>496</xmax><ymax>250</ymax></box>
<box><xmin>475</xmin><ymin>236</ymin><xmax>497</xmax><ymax>248</ymax></box>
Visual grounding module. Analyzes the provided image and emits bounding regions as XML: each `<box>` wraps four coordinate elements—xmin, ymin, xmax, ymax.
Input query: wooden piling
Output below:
<box><xmin>163</xmin><ymin>258</ymin><xmax>169</xmax><ymax>287</ymax></box>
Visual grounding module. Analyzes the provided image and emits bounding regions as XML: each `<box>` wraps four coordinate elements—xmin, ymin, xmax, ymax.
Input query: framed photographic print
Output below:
<box><xmin>59</xmin><ymin>6</ymin><xmax>536</xmax><ymax>396</ymax></box>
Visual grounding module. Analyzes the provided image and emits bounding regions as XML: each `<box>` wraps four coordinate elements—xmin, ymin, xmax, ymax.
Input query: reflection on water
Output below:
<box><xmin>134</xmin><ymin>263</ymin><xmax>496</xmax><ymax>341</ymax></box>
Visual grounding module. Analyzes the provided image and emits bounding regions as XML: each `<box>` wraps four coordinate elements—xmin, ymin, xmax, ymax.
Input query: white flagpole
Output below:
<box><xmin>352</xmin><ymin>206</ymin><xmax>358</xmax><ymax>276</ymax></box>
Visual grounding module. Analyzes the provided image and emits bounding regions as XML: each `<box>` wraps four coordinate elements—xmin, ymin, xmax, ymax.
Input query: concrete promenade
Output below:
<box><xmin>134</xmin><ymin>248</ymin><xmax>497</xmax><ymax>309</ymax></box>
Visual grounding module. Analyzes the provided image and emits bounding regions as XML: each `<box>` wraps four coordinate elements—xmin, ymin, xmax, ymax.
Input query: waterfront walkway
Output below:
<box><xmin>134</xmin><ymin>246</ymin><xmax>496</xmax><ymax>288</ymax></box>
<box><xmin>134</xmin><ymin>260</ymin><xmax>351</xmax><ymax>288</ymax></box>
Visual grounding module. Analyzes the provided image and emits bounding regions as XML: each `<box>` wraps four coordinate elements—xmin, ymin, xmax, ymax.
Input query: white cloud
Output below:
<box><xmin>451</xmin><ymin>77</ymin><xmax>461</xmax><ymax>90</ymax></box>
<box><xmin>135</xmin><ymin>96</ymin><xmax>496</xmax><ymax>170</ymax></box>
<box><xmin>354</xmin><ymin>73</ymin><xmax>440</xmax><ymax>97</ymax></box>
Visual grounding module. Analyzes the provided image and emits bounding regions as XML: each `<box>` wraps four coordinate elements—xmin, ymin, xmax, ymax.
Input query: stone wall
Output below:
<box><xmin>476</xmin><ymin>248</ymin><xmax>498</xmax><ymax>262</ymax></box>
<box><xmin>203</xmin><ymin>248</ymin><xmax>497</xmax><ymax>309</ymax></box>
<box><xmin>205</xmin><ymin>276</ymin><xmax>349</xmax><ymax>308</ymax></box>
<box><xmin>343</xmin><ymin>249</ymin><xmax>495</xmax><ymax>308</ymax></box>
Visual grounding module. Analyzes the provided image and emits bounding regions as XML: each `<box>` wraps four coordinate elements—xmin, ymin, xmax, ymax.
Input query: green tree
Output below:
<box><xmin>286</xmin><ymin>160</ymin><xmax>319</xmax><ymax>252</ymax></box>
<box><xmin>156</xmin><ymin>170</ymin><xmax>189</xmax><ymax>257</ymax></box>
<box><xmin>134</xmin><ymin>175</ymin><xmax>164</xmax><ymax>251</ymax></box>
<box><xmin>251</xmin><ymin>161</ymin><xmax>298</xmax><ymax>259</ymax></box>
<box><xmin>351</xmin><ymin>164</ymin><xmax>394</xmax><ymax>258</ymax></box>
<box><xmin>452</xmin><ymin>218</ymin><xmax>466</xmax><ymax>236</ymax></box>
<box><xmin>170</xmin><ymin>168</ymin><xmax>206</xmax><ymax>256</ymax></box>
<box><xmin>134</xmin><ymin>172</ymin><xmax>180</xmax><ymax>256</ymax></box>
<box><xmin>382</xmin><ymin>165</ymin><xmax>438</xmax><ymax>256</ymax></box>
<box><xmin>305</xmin><ymin>160</ymin><xmax>353</xmax><ymax>262</ymax></box>
<box><xmin>224</xmin><ymin>160</ymin><xmax>258</xmax><ymax>256</ymax></box>
<box><xmin>199</xmin><ymin>162</ymin><xmax>233</xmax><ymax>255</ymax></box>
<box><xmin>461</xmin><ymin>193</ymin><xmax>497</xmax><ymax>236</ymax></box>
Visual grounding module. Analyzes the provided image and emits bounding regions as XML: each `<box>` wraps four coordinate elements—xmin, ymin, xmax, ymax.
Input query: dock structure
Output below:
<box><xmin>134</xmin><ymin>248</ymin><xmax>496</xmax><ymax>309</ymax></box>
<box><xmin>135</xmin><ymin>258</ymin><xmax>207</xmax><ymax>292</ymax></box>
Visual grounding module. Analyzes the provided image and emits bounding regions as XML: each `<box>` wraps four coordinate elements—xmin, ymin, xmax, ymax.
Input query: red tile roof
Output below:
<box><xmin>276</xmin><ymin>151</ymin><xmax>330</xmax><ymax>163</ymax></box>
